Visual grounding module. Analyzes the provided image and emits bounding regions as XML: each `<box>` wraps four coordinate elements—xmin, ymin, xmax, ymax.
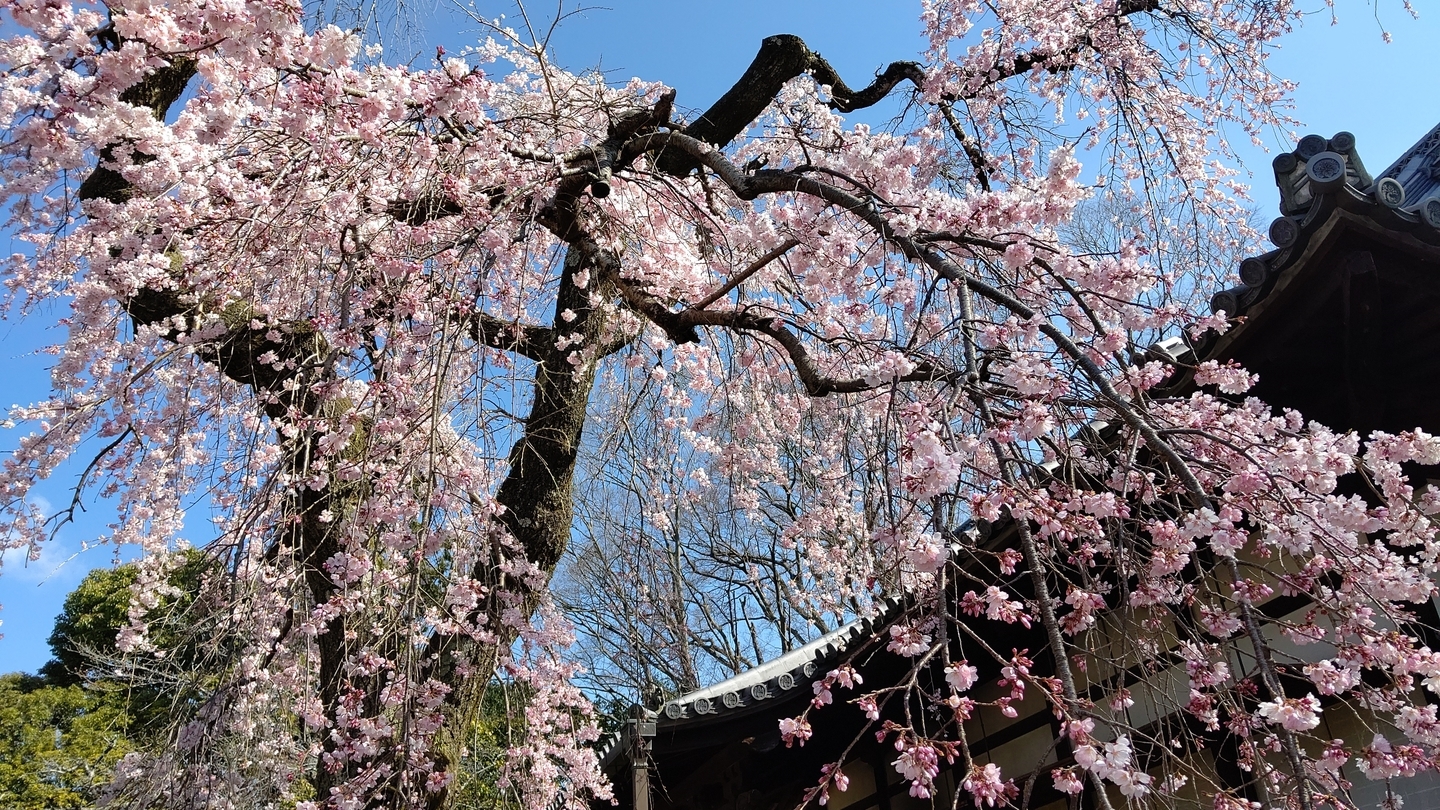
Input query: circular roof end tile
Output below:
<box><xmin>1422</xmin><ymin>199</ymin><xmax>1440</xmax><ymax>230</ymax></box>
<box><xmin>1238</xmin><ymin>257</ymin><xmax>1268</xmax><ymax>287</ymax></box>
<box><xmin>1297</xmin><ymin>134</ymin><xmax>1329</xmax><ymax>159</ymax></box>
<box><xmin>1269</xmin><ymin>216</ymin><xmax>1301</xmax><ymax>249</ymax></box>
<box><xmin>1211</xmin><ymin>287</ymin><xmax>1243</xmax><ymax>317</ymax></box>
<box><xmin>1304</xmin><ymin>151</ymin><xmax>1347</xmax><ymax>192</ymax></box>
<box><xmin>1375</xmin><ymin>177</ymin><xmax>1407</xmax><ymax>209</ymax></box>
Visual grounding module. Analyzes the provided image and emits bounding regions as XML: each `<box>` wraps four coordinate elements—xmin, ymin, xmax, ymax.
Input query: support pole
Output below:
<box><xmin>630</xmin><ymin>706</ymin><xmax>656</xmax><ymax>810</ymax></box>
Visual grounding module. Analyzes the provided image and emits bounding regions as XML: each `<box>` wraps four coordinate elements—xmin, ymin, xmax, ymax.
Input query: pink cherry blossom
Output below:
<box><xmin>1257</xmin><ymin>694</ymin><xmax>1322</xmax><ymax>732</ymax></box>
<box><xmin>0</xmin><ymin>1</ymin><xmax>1433</xmax><ymax>807</ymax></box>
<box><xmin>961</xmin><ymin>763</ymin><xmax>1015</xmax><ymax>807</ymax></box>
<box><xmin>945</xmin><ymin>661</ymin><xmax>978</xmax><ymax>692</ymax></box>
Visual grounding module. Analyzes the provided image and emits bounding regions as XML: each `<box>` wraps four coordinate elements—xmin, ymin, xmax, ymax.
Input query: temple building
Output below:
<box><xmin>592</xmin><ymin>120</ymin><xmax>1440</xmax><ymax>810</ymax></box>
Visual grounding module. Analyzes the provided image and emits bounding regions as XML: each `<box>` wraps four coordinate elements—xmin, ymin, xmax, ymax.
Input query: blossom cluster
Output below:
<box><xmin>0</xmin><ymin>0</ymin><xmax>1434</xmax><ymax>808</ymax></box>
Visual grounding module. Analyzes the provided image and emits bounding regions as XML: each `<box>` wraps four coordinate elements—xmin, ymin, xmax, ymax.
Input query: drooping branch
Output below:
<box><xmin>424</xmin><ymin>240</ymin><xmax>631</xmax><ymax>810</ymax></box>
<box><xmin>72</xmin><ymin>47</ymin><xmax>382</xmax><ymax>800</ymax></box>
<box><xmin>75</xmin><ymin>55</ymin><xmax>335</xmax><ymax>423</ymax></box>
<box><xmin>628</xmin><ymin>125</ymin><xmax>1320</xmax><ymax>810</ymax></box>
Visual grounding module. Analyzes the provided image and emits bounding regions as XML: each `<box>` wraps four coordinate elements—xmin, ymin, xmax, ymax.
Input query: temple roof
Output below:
<box><xmin>1201</xmin><ymin>122</ymin><xmax>1440</xmax><ymax>440</ymax></box>
<box><xmin>1210</xmin><ymin>126</ymin><xmax>1440</xmax><ymax>319</ymax></box>
<box><xmin>1379</xmin><ymin>121</ymin><xmax>1440</xmax><ymax>213</ymax></box>
<box><xmin>654</xmin><ymin>600</ymin><xmax>897</xmax><ymax>722</ymax></box>
<box><xmin>594</xmin><ymin>595</ymin><xmax>910</xmax><ymax>770</ymax></box>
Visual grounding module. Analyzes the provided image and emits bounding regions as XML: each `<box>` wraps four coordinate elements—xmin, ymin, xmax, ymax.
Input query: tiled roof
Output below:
<box><xmin>1379</xmin><ymin>121</ymin><xmax>1440</xmax><ymax>210</ymax></box>
<box><xmin>654</xmin><ymin>596</ymin><xmax>904</xmax><ymax>725</ymax></box>
<box><xmin>1211</xmin><ymin>128</ymin><xmax>1440</xmax><ymax>318</ymax></box>
<box><xmin>592</xmin><ymin>596</ymin><xmax>906</xmax><ymax>771</ymax></box>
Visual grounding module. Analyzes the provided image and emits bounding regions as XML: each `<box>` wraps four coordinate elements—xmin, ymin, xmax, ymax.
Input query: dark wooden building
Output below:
<box><xmin>593</xmin><ymin>121</ymin><xmax>1440</xmax><ymax>810</ymax></box>
<box><xmin>1209</xmin><ymin>123</ymin><xmax>1440</xmax><ymax>445</ymax></box>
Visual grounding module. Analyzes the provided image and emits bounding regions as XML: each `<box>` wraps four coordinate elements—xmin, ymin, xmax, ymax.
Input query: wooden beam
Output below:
<box><xmin>1341</xmin><ymin>250</ymin><xmax>1385</xmax><ymax>432</ymax></box>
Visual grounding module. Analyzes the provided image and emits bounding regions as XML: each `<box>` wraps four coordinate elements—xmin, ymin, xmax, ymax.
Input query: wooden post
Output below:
<box><xmin>1341</xmin><ymin>250</ymin><xmax>1383</xmax><ymax>432</ymax></box>
<box><xmin>871</xmin><ymin>755</ymin><xmax>893</xmax><ymax>810</ymax></box>
<box><xmin>631</xmin><ymin>706</ymin><xmax>656</xmax><ymax>810</ymax></box>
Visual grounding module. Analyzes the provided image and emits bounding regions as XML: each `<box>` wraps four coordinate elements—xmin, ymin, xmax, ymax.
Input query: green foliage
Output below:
<box><xmin>6</xmin><ymin>556</ymin><xmax>532</xmax><ymax>808</ymax></box>
<box><xmin>52</xmin><ymin>552</ymin><xmax>219</xmax><ymax>731</ymax></box>
<box><xmin>450</xmin><ymin>685</ymin><xmax>526</xmax><ymax>810</ymax></box>
<box><xmin>1</xmin><ymin>552</ymin><xmax>218</xmax><ymax>806</ymax></box>
<box><xmin>0</xmin><ymin>673</ymin><xmax>132</xmax><ymax>809</ymax></box>
<box><xmin>40</xmin><ymin>566</ymin><xmax>138</xmax><ymax>687</ymax></box>
<box><xmin>42</xmin><ymin>550</ymin><xmax>213</xmax><ymax>690</ymax></box>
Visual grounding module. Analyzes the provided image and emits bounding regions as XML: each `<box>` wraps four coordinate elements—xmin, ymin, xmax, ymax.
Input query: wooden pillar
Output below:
<box><xmin>871</xmin><ymin>755</ymin><xmax>893</xmax><ymax>810</ymax></box>
<box><xmin>1341</xmin><ymin>250</ymin><xmax>1384</xmax><ymax>432</ymax></box>
<box><xmin>631</xmin><ymin>707</ymin><xmax>656</xmax><ymax>810</ymax></box>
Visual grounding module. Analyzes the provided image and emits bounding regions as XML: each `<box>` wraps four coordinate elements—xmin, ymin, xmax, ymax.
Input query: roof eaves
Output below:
<box><xmin>652</xmin><ymin>596</ymin><xmax>905</xmax><ymax>727</ymax></box>
<box><xmin>1212</xmin><ymin>131</ymin><xmax>1440</xmax><ymax>325</ymax></box>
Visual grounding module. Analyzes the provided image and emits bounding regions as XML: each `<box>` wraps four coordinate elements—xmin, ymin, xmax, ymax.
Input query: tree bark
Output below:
<box><xmin>74</xmin><ymin>28</ymin><xmax>937</xmax><ymax>809</ymax></box>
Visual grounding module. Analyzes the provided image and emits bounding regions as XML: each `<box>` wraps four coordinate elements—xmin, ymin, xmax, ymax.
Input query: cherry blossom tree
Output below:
<box><xmin>0</xmin><ymin>1</ymin><xmax>1434</xmax><ymax>809</ymax></box>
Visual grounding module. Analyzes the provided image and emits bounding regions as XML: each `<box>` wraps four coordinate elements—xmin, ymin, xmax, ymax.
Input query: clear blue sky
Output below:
<box><xmin>2</xmin><ymin>1</ymin><xmax>1437</xmax><ymax>674</ymax></box>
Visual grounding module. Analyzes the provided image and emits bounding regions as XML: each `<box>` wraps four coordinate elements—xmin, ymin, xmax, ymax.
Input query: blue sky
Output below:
<box><xmin>2</xmin><ymin>1</ymin><xmax>1437</xmax><ymax>674</ymax></box>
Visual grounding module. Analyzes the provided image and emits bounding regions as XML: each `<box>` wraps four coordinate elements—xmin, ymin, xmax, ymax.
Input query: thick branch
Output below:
<box><xmin>470</xmin><ymin>313</ymin><xmax>553</xmax><ymax>362</ymax></box>
<box><xmin>610</xmin><ymin>273</ymin><xmax>958</xmax><ymax>396</ymax></box>
<box><xmin>76</xmin><ymin>55</ymin><xmax>197</xmax><ymax>203</ymax></box>
<box><xmin>809</xmin><ymin>51</ymin><xmax>927</xmax><ymax>113</ymax></box>
<box><xmin>937</xmin><ymin>101</ymin><xmax>990</xmax><ymax>191</ymax></box>
<box><xmin>658</xmin><ymin>35</ymin><xmax>922</xmax><ymax>175</ymax></box>
<box><xmin>683</xmin><ymin>306</ymin><xmax>960</xmax><ymax>395</ymax></box>
<box><xmin>692</xmin><ymin>238</ymin><xmax>800</xmax><ymax>310</ymax></box>
<box><xmin>491</xmin><ymin>244</ymin><xmax>616</xmax><ymax>573</ymax></box>
<box><xmin>944</xmin><ymin>0</ymin><xmax>1160</xmax><ymax>100</ymax></box>
<box><xmin>75</xmin><ymin>49</ymin><xmax>379</xmax><ymax>801</ymax></box>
